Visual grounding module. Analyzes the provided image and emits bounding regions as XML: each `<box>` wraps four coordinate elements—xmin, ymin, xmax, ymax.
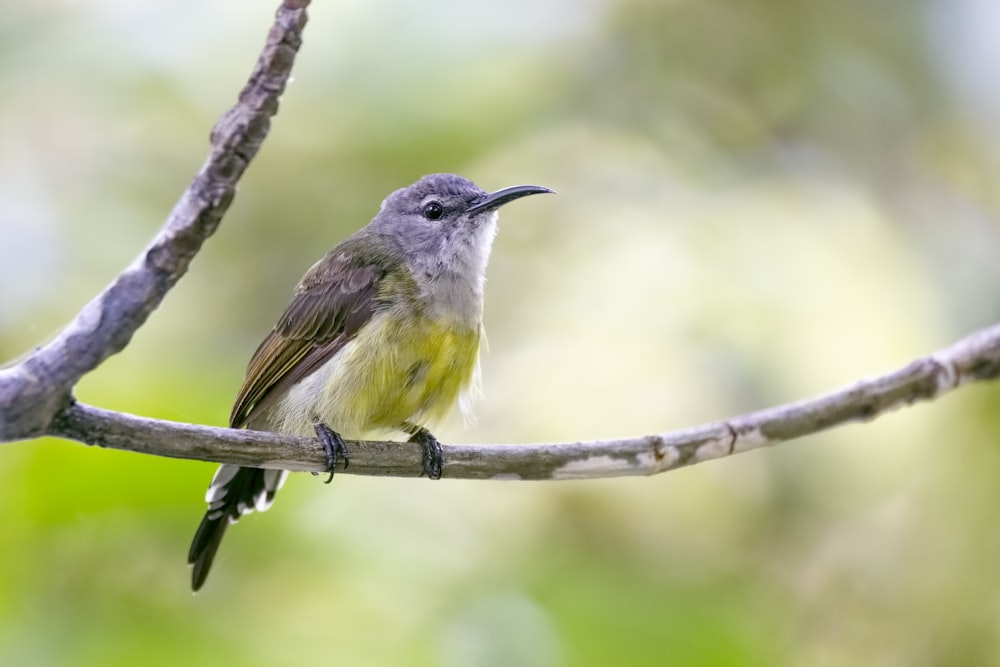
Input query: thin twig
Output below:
<box><xmin>47</xmin><ymin>322</ymin><xmax>1000</xmax><ymax>480</ymax></box>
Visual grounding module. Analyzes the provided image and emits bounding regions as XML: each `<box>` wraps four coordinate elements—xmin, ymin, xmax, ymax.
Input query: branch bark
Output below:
<box><xmin>45</xmin><ymin>323</ymin><xmax>1000</xmax><ymax>480</ymax></box>
<box><xmin>0</xmin><ymin>0</ymin><xmax>310</xmax><ymax>441</ymax></box>
<box><xmin>3</xmin><ymin>0</ymin><xmax>1000</xmax><ymax>484</ymax></box>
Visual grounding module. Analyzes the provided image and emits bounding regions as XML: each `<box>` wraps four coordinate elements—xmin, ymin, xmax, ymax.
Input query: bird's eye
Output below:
<box><xmin>422</xmin><ymin>201</ymin><xmax>444</xmax><ymax>220</ymax></box>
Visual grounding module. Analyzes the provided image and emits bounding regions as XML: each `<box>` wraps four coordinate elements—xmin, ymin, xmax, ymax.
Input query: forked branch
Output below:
<box><xmin>3</xmin><ymin>0</ymin><xmax>999</xmax><ymax>484</ymax></box>
<box><xmin>0</xmin><ymin>0</ymin><xmax>310</xmax><ymax>441</ymax></box>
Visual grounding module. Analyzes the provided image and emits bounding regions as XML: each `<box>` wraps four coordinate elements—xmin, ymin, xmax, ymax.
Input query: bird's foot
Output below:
<box><xmin>313</xmin><ymin>422</ymin><xmax>348</xmax><ymax>484</ymax></box>
<box><xmin>404</xmin><ymin>425</ymin><xmax>444</xmax><ymax>480</ymax></box>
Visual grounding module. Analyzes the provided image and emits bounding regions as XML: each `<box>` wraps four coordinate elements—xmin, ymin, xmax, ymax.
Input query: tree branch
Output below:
<box><xmin>45</xmin><ymin>323</ymin><xmax>1000</xmax><ymax>480</ymax></box>
<box><xmin>0</xmin><ymin>0</ymin><xmax>310</xmax><ymax>441</ymax></box>
<box><xmin>4</xmin><ymin>0</ymin><xmax>1000</xmax><ymax>485</ymax></box>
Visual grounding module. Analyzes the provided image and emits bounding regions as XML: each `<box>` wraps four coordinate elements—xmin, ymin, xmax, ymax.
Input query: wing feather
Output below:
<box><xmin>229</xmin><ymin>243</ymin><xmax>392</xmax><ymax>429</ymax></box>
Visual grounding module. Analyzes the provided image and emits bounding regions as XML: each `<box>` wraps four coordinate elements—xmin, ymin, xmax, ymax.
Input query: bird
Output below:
<box><xmin>187</xmin><ymin>173</ymin><xmax>553</xmax><ymax>590</ymax></box>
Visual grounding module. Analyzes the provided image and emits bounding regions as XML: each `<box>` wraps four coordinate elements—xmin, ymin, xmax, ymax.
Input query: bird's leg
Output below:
<box><xmin>313</xmin><ymin>422</ymin><xmax>348</xmax><ymax>484</ymax></box>
<box><xmin>402</xmin><ymin>422</ymin><xmax>444</xmax><ymax>480</ymax></box>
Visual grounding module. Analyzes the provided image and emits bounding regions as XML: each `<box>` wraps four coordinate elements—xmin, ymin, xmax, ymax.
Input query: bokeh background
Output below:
<box><xmin>4</xmin><ymin>0</ymin><xmax>1000</xmax><ymax>665</ymax></box>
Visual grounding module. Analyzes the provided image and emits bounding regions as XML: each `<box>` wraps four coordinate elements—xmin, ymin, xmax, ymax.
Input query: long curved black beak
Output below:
<box><xmin>467</xmin><ymin>184</ymin><xmax>555</xmax><ymax>215</ymax></box>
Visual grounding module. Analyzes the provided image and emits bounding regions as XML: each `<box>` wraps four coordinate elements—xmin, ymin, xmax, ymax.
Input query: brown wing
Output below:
<box><xmin>229</xmin><ymin>246</ymin><xmax>389</xmax><ymax>429</ymax></box>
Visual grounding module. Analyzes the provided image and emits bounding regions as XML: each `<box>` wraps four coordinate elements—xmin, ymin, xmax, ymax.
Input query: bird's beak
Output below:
<box><xmin>467</xmin><ymin>184</ymin><xmax>555</xmax><ymax>215</ymax></box>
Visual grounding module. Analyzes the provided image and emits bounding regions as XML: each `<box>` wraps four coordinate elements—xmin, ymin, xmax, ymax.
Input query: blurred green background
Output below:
<box><xmin>4</xmin><ymin>0</ymin><xmax>1000</xmax><ymax>665</ymax></box>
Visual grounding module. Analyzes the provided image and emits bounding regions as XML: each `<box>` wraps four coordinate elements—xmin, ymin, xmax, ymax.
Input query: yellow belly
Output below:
<box><xmin>274</xmin><ymin>311</ymin><xmax>482</xmax><ymax>438</ymax></box>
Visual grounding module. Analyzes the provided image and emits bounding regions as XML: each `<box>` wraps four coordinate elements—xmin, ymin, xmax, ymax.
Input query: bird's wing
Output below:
<box><xmin>229</xmin><ymin>245</ymin><xmax>392</xmax><ymax>429</ymax></box>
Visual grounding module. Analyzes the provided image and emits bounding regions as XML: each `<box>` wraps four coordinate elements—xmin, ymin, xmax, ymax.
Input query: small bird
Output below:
<box><xmin>188</xmin><ymin>173</ymin><xmax>552</xmax><ymax>590</ymax></box>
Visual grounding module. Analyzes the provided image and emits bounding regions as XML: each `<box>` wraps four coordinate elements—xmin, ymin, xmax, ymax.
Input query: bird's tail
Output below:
<box><xmin>187</xmin><ymin>464</ymin><xmax>287</xmax><ymax>591</ymax></box>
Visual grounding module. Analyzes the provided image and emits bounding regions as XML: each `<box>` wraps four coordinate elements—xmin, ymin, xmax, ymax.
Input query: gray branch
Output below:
<box><xmin>46</xmin><ymin>323</ymin><xmax>1000</xmax><ymax>480</ymax></box>
<box><xmin>0</xmin><ymin>0</ymin><xmax>310</xmax><ymax>441</ymax></box>
<box><xmin>3</xmin><ymin>0</ymin><xmax>1000</xmax><ymax>483</ymax></box>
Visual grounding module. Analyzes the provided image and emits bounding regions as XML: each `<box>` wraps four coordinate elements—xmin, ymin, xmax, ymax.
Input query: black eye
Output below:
<box><xmin>422</xmin><ymin>201</ymin><xmax>444</xmax><ymax>220</ymax></box>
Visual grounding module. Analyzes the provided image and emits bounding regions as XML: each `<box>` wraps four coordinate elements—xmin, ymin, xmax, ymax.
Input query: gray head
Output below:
<box><xmin>368</xmin><ymin>173</ymin><xmax>551</xmax><ymax>321</ymax></box>
<box><xmin>369</xmin><ymin>173</ymin><xmax>552</xmax><ymax>264</ymax></box>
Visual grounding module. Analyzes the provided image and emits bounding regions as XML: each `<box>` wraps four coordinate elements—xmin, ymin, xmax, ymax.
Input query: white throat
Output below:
<box><xmin>421</xmin><ymin>212</ymin><xmax>498</xmax><ymax>326</ymax></box>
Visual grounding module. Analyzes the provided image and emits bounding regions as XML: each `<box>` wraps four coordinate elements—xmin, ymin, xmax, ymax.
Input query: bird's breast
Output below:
<box><xmin>273</xmin><ymin>310</ymin><xmax>482</xmax><ymax>438</ymax></box>
<box><xmin>419</xmin><ymin>270</ymin><xmax>486</xmax><ymax>328</ymax></box>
